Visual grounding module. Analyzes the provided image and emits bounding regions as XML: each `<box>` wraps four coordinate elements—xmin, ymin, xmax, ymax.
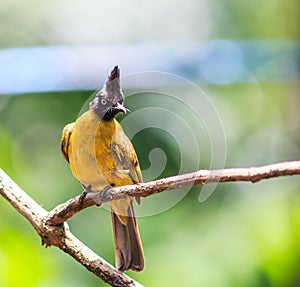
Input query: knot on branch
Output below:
<box><xmin>40</xmin><ymin>220</ymin><xmax>69</xmax><ymax>247</ymax></box>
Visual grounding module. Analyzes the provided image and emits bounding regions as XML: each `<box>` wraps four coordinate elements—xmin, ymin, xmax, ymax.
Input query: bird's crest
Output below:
<box><xmin>104</xmin><ymin>66</ymin><xmax>122</xmax><ymax>99</ymax></box>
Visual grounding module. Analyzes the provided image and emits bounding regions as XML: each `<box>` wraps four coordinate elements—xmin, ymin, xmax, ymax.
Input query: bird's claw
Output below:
<box><xmin>99</xmin><ymin>184</ymin><xmax>114</xmax><ymax>202</ymax></box>
<box><xmin>79</xmin><ymin>184</ymin><xmax>92</xmax><ymax>205</ymax></box>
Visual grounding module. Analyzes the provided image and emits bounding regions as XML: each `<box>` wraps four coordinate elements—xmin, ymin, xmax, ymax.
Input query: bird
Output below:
<box><xmin>60</xmin><ymin>66</ymin><xmax>144</xmax><ymax>272</ymax></box>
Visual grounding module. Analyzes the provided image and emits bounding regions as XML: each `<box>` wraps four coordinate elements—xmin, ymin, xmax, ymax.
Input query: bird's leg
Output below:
<box><xmin>79</xmin><ymin>184</ymin><xmax>115</xmax><ymax>206</ymax></box>
<box><xmin>79</xmin><ymin>184</ymin><xmax>92</xmax><ymax>205</ymax></box>
<box><xmin>98</xmin><ymin>184</ymin><xmax>115</xmax><ymax>203</ymax></box>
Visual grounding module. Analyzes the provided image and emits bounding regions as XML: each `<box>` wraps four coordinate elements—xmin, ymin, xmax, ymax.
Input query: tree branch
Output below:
<box><xmin>46</xmin><ymin>160</ymin><xmax>300</xmax><ymax>225</ymax></box>
<box><xmin>1</xmin><ymin>160</ymin><xmax>300</xmax><ymax>286</ymax></box>
<box><xmin>0</xmin><ymin>169</ymin><xmax>143</xmax><ymax>287</ymax></box>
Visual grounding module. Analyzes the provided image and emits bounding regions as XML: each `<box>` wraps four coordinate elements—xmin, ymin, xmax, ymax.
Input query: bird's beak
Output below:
<box><xmin>113</xmin><ymin>102</ymin><xmax>129</xmax><ymax>114</ymax></box>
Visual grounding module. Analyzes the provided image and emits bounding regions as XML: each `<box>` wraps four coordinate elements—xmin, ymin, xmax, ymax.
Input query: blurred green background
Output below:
<box><xmin>0</xmin><ymin>1</ymin><xmax>300</xmax><ymax>286</ymax></box>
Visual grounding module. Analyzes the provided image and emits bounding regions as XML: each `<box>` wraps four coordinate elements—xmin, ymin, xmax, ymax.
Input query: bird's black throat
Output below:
<box><xmin>102</xmin><ymin>108</ymin><xmax>120</xmax><ymax>121</ymax></box>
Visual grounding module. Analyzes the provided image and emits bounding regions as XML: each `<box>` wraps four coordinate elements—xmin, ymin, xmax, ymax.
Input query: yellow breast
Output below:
<box><xmin>69</xmin><ymin>110</ymin><xmax>118</xmax><ymax>191</ymax></box>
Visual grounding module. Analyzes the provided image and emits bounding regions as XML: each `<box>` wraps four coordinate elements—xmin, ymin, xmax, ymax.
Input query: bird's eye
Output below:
<box><xmin>100</xmin><ymin>99</ymin><xmax>107</xmax><ymax>106</ymax></box>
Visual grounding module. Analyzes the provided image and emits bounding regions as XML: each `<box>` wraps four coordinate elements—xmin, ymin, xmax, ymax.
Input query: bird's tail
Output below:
<box><xmin>111</xmin><ymin>202</ymin><xmax>144</xmax><ymax>272</ymax></box>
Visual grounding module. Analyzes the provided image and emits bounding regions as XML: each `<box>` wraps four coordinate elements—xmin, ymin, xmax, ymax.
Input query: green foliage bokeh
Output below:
<box><xmin>0</xmin><ymin>82</ymin><xmax>300</xmax><ymax>286</ymax></box>
<box><xmin>0</xmin><ymin>0</ymin><xmax>299</xmax><ymax>286</ymax></box>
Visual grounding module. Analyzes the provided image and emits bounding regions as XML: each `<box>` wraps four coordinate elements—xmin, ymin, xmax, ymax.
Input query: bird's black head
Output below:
<box><xmin>89</xmin><ymin>66</ymin><xmax>127</xmax><ymax>121</ymax></box>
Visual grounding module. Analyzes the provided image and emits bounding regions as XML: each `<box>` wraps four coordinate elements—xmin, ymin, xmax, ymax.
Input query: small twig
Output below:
<box><xmin>46</xmin><ymin>160</ymin><xmax>300</xmax><ymax>226</ymax></box>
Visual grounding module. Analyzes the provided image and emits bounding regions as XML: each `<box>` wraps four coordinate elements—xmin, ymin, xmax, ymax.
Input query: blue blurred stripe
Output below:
<box><xmin>0</xmin><ymin>39</ymin><xmax>298</xmax><ymax>94</ymax></box>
